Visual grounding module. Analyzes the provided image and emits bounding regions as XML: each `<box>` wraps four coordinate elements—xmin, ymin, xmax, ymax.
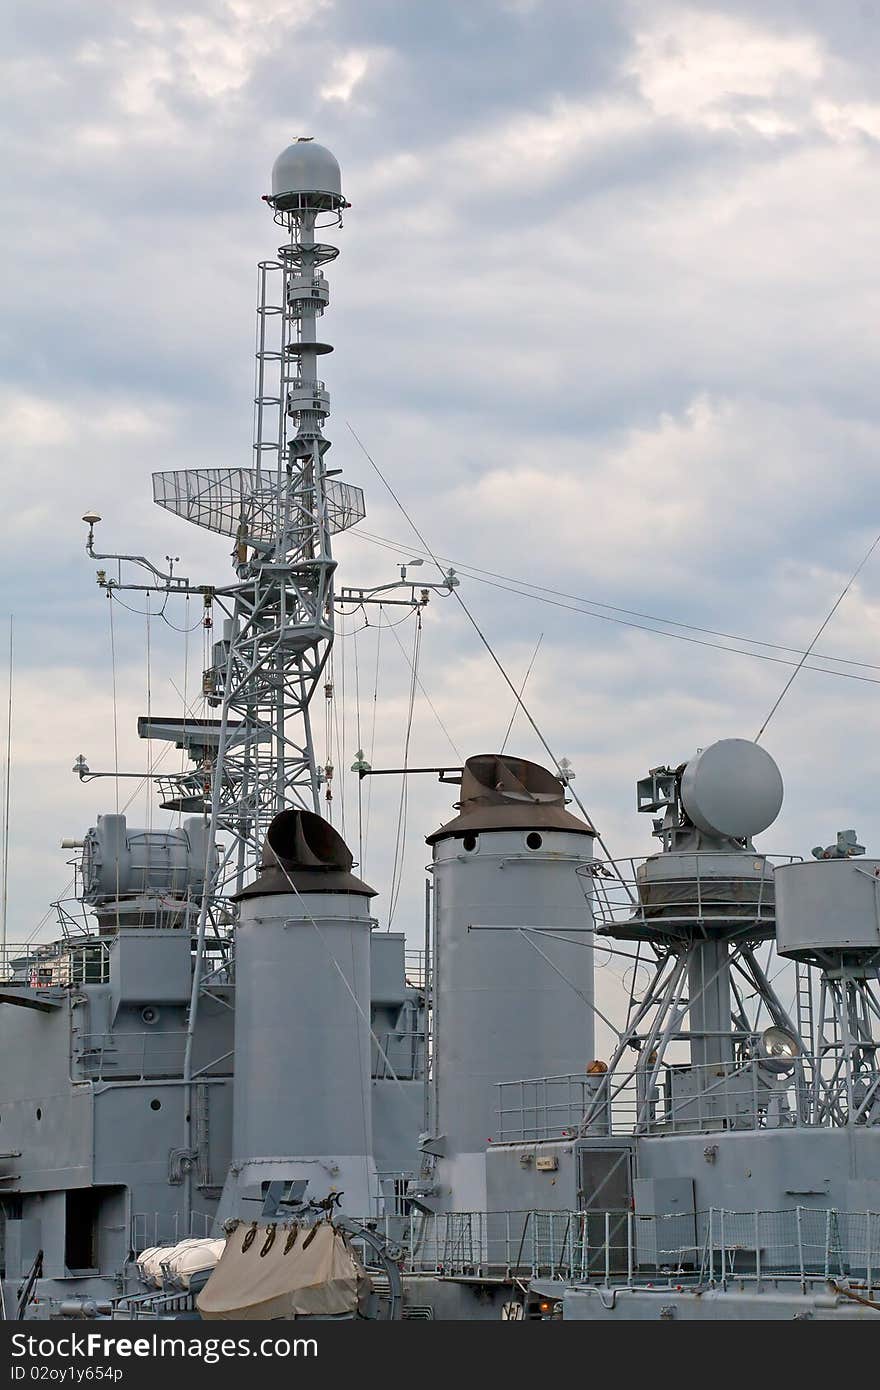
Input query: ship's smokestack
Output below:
<box><xmin>220</xmin><ymin>809</ymin><xmax>378</xmax><ymax>1219</ymax></box>
<box><xmin>425</xmin><ymin>755</ymin><xmax>595</xmax><ymax>1212</ymax></box>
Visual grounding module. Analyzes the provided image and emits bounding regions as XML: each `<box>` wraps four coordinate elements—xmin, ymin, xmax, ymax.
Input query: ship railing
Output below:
<box><xmin>499</xmin><ymin>1058</ymin><xmax>816</xmax><ymax>1140</ymax></box>
<box><xmin>496</xmin><ymin>1074</ymin><xmax>609</xmax><ymax>1141</ymax></box>
<box><xmin>77</xmin><ymin>1030</ymin><xmax>190</xmax><ymax>1080</ymax></box>
<box><xmin>288</xmin><ymin>376</ymin><xmax>326</xmax><ymax>394</ymax></box>
<box><xmin>700</xmin><ymin>1207</ymin><xmax>880</xmax><ymax>1294</ymax></box>
<box><xmin>381</xmin><ymin>1207</ymin><xmax>880</xmax><ymax>1291</ymax></box>
<box><xmin>0</xmin><ymin>936</ymin><xmax>110</xmax><ymax>987</ymax></box>
<box><xmin>389</xmin><ymin>1208</ymin><xmax>630</xmax><ymax>1281</ymax></box>
<box><xmin>404</xmin><ymin>948</ymin><xmax>426</xmax><ymax>990</ymax></box>
<box><xmin>372</xmin><ymin>1030</ymin><xmax>425</xmax><ymax>1081</ymax></box>
<box><xmin>592</xmin><ymin>1056</ymin><xmax>814</xmax><ymax>1136</ymax></box>
<box><xmin>580</xmin><ymin>854</ymin><xmax>801</xmax><ymax>933</ymax></box>
<box><xmin>371</xmin><ymin>1171</ymin><xmax>417</xmax><ymax>1218</ymax></box>
<box><xmin>130</xmin><ymin>1209</ymin><xmax>215</xmax><ymax>1253</ymax></box>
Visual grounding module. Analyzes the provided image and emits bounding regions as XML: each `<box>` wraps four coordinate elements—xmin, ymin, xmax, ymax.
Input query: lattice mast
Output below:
<box><xmin>153</xmin><ymin>140</ymin><xmax>360</xmax><ymax>891</ymax></box>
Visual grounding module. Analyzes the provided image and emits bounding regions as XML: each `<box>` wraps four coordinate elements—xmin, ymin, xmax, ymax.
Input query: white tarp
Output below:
<box><xmin>197</xmin><ymin>1221</ymin><xmax>370</xmax><ymax>1321</ymax></box>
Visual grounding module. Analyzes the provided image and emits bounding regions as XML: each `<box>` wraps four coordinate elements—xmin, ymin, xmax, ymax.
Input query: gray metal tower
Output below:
<box><xmin>581</xmin><ymin>739</ymin><xmax>802</xmax><ymax>1135</ymax></box>
<box><xmin>153</xmin><ymin>139</ymin><xmax>364</xmax><ymax>895</ymax></box>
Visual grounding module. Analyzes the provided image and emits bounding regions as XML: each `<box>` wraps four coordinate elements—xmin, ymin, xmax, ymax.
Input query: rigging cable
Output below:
<box><xmin>353</xmin><ymin>624</ymin><xmax>364</xmax><ymax>871</ymax></box>
<box><xmin>266</xmin><ymin>840</ymin><xmax>407</xmax><ymax>1095</ymax></box>
<box><xmin>385</xmin><ymin>613</ymin><xmax>463</xmax><ymax>762</ymax></box>
<box><xmin>324</xmin><ymin>648</ymin><xmax>334</xmax><ymax>824</ymax></box>
<box><xmin>178</xmin><ymin>594</ymin><xmax>191</xmax><ymax>829</ymax></box>
<box><xmin>388</xmin><ymin>611</ymin><xmax>422</xmax><ymax>929</ymax></box>
<box><xmin>362</xmin><ymin>607</ymin><xmax>383</xmax><ymax>875</ymax></box>
<box><xmin>1</xmin><ymin>617</ymin><xmax>12</xmax><ymax>972</ymax></box>
<box><xmin>145</xmin><ymin>594</ymin><xmax>152</xmax><ymax>834</ymax></box>
<box><xmin>108</xmin><ymin>593</ymin><xmax>121</xmax><ymax>928</ymax></box>
<box><xmin>144</xmin><ymin>595</ymin><xmax>153</xmax><ymax>901</ymax></box>
<box><xmin>501</xmin><ymin>632</ymin><xmax>543</xmax><ymax>755</ymax></box>
<box><xmin>160</xmin><ymin>606</ymin><xmax>203</xmax><ymax>634</ymax></box>
<box><xmin>347</xmin><ymin>529</ymin><xmax>880</xmax><ymax>682</ymax></box>
<box><xmin>346</xmin><ymin>422</ymin><xmax>624</xmax><ymax>883</ymax></box>
<box><xmin>338</xmin><ymin>614</ymin><xmax>347</xmax><ymax>841</ymax></box>
<box><xmin>108</xmin><ymin>589</ymin><xmax>170</xmax><ymax>620</ymax></box>
<box><xmin>754</xmin><ymin>525</ymin><xmax>880</xmax><ymax>742</ymax></box>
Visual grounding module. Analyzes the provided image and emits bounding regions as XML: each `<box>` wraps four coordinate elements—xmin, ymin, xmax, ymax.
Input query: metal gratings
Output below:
<box><xmin>152</xmin><ymin>468</ymin><xmax>365</xmax><ymax>543</ymax></box>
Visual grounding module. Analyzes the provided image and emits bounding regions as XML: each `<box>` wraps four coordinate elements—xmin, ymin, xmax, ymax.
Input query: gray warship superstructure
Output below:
<box><xmin>1</xmin><ymin>142</ymin><xmax>878</xmax><ymax>1322</ymax></box>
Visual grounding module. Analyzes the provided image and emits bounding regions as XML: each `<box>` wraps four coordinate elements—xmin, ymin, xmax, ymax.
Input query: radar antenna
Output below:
<box><xmin>157</xmin><ymin>140</ymin><xmax>354</xmax><ymax>891</ymax></box>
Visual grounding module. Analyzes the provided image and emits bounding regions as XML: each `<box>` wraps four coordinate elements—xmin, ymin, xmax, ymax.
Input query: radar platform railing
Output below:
<box><xmin>580</xmin><ymin>854</ymin><xmax>801</xmax><ymax>934</ymax></box>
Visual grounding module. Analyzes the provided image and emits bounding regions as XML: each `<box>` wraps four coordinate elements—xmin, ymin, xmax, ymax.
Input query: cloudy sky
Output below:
<box><xmin>3</xmin><ymin>1</ymin><xmax>880</xmax><ymax>1031</ymax></box>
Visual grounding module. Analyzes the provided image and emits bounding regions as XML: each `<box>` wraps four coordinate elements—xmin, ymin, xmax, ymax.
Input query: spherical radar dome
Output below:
<box><xmin>680</xmin><ymin>738</ymin><xmax>783</xmax><ymax>841</ymax></box>
<box><xmin>270</xmin><ymin>139</ymin><xmax>342</xmax><ymax>208</ymax></box>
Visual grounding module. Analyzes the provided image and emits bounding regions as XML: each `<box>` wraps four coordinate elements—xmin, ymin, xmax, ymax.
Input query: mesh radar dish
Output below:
<box><xmin>152</xmin><ymin>468</ymin><xmax>365</xmax><ymax>544</ymax></box>
<box><xmin>680</xmin><ymin>738</ymin><xmax>783</xmax><ymax>840</ymax></box>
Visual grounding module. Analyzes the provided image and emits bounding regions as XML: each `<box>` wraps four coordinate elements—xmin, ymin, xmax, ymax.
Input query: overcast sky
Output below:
<box><xmin>3</xmin><ymin>1</ymin><xmax>880</xmax><ymax>1033</ymax></box>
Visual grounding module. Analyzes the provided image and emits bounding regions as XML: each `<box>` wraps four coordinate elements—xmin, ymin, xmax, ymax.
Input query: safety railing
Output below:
<box><xmin>0</xmin><ymin>938</ymin><xmax>110</xmax><ymax>987</ymax></box>
<box><xmin>127</xmin><ymin>1206</ymin><xmax>879</xmax><ymax>1297</ymax></box>
<box><xmin>130</xmin><ymin>1209</ymin><xmax>215</xmax><ymax>1253</ymax></box>
<box><xmin>373</xmin><ymin>1030</ymin><xmax>425</xmax><ymax>1081</ymax></box>
<box><xmin>581</xmin><ymin>854</ymin><xmax>800</xmax><ymax>933</ymax></box>
<box><xmin>77</xmin><ymin>1030</ymin><xmax>189</xmax><ymax>1080</ymax></box>
<box><xmin>373</xmin><ymin>1207</ymin><xmax>880</xmax><ymax>1291</ymax></box>
<box><xmin>500</xmin><ymin>1058</ymin><xmax>812</xmax><ymax>1140</ymax></box>
<box><xmin>496</xmin><ymin>1074</ymin><xmax>609</xmax><ymax>1141</ymax></box>
<box><xmin>372</xmin><ymin>1171</ymin><xmax>416</xmax><ymax>1218</ymax></box>
<box><xmin>288</xmin><ymin>377</ymin><xmax>326</xmax><ymax>394</ymax></box>
<box><xmin>404</xmin><ymin>948</ymin><xmax>426</xmax><ymax>990</ymax></box>
<box><xmin>590</xmin><ymin>1057</ymin><xmax>811</xmax><ymax>1136</ymax></box>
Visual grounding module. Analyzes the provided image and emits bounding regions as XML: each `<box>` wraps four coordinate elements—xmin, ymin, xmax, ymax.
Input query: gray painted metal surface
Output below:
<box><xmin>429</xmin><ymin>825</ymin><xmax>595</xmax><ymax>1213</ymax></box>
<box><xmin>220</xmin><ymin>889</ymin><xmax>377</xmax><ymax>1219</ymax></box>
<box><xmin>776</xmin><ymin>857</ymin><xmax>880</xmax><ymax>956</ymax></box>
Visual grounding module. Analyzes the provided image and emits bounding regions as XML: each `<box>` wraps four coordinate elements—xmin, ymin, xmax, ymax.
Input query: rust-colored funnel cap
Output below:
<box><xmin>234</xmin><ymin>808</ymin><xmax>375</xmax><ymax>899</ymax></box>
<box><xmin>426</xmin><ymin>753</ymin><xmax>593</xmax><ymax>845</ymax></box>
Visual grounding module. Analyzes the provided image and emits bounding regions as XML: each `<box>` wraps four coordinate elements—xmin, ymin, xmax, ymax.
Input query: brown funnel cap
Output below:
<box><xmin>426</xmin><ymin>753</ymin><xmax>593</xmax><ymax>845</ymax></box>
<box><xmin>233</xmin><ymin>808</ymin><xmax>375</xmax><ymax>900</ymax></box>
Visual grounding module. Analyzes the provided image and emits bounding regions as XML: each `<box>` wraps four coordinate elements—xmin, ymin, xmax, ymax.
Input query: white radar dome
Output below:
<box><xmin>271</xmin><ymin>139</ymin><xmax>342</xmax><ymax>204</ymax></box>
<box><xmin>680</xmin><ymin>738</ymin><xmax>783</xmax><ymax>841</ymax></box>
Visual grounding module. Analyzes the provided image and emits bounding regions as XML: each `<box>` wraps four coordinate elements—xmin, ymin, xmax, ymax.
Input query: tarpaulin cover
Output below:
<box><xmin>196</xmin><ymin>1222</ymin><xmax>370</xmax><ymax>1321</ymax></box>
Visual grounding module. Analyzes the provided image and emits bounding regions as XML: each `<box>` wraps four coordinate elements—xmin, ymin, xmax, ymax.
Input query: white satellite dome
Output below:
<box><xmin>680</xmin><ymin>738</ymin><xmax>783</xmax><ymax>840</ymax></box>
<box><xmin>270</xmin><ymin>139</ymin><xmax>342</xmax><ymax>208</ymax></box>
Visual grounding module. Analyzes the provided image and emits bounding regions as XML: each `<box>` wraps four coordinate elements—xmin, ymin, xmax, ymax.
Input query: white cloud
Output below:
<box><xmin>321</xmin><ymin>48</ymin><xmax>380</xmax><ymax>104</ymax></box>
<box><xmin>629</xmin><ymin>6</ymin><xmax>824</xmax><ymax>134</ymax></box>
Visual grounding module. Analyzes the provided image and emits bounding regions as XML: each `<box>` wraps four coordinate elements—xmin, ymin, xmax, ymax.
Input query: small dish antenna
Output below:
<box><xmin>680</xmin><ymin>738</ymin><xmax>783</xmax><ymax>840</ymax></box>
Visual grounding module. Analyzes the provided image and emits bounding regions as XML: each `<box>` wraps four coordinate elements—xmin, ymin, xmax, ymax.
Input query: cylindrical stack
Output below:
<box><xmin>227</xmin><ymin>810</ymin><xmax>377</xmax><ymax>1217</ymax></box>
<box><xmin>427</xmin><ymin>755</ymin><xmax>595</xmax><ymax>1212</ymax></box>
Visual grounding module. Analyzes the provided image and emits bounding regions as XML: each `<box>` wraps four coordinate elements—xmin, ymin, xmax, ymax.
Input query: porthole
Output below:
<box><xmin>526</xmin><ymin>832</ymin><xmax>543</xmax><ymax>850</ymax></box>
<box><xmin>35</xmin><ymin>1108</ymin><xmax>42</xmax><ymax>1121</ymax></box>
<box><xmin>141</xmin><ymin>1006</ymin><xmax>160</xmax><ymax>1025</ymax></box>
<box><xmin>462</xmin><ymin>833</ymin><xmax>478</xmax><ymax>852</ymax></box>
<box><xmin>150</xmin><ymin>1098</ymin><xmax>162</xmax><ymax>1112</ymax></box>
